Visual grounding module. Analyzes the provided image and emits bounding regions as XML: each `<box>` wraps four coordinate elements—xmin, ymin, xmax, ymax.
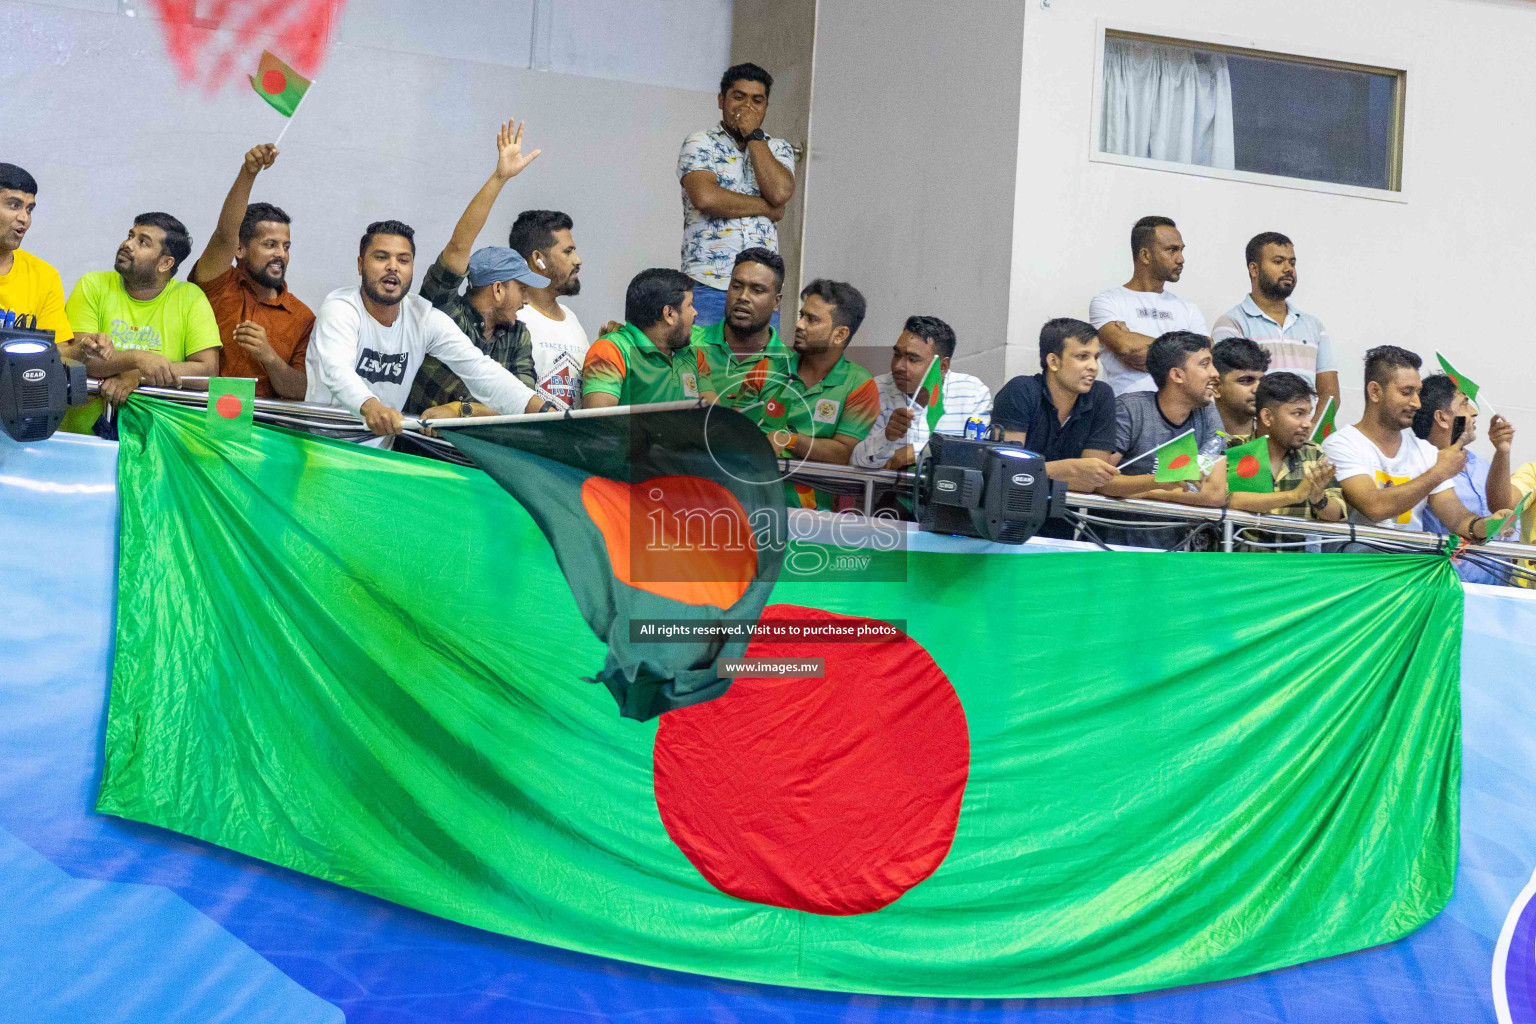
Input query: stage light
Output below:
<box><xmin>0</xmin><ymin>328</ymin><xmax>89</xmax><ymax>442</ymax></box>
<box><xmin>914</xmin><ymin>433</ymin><xmax>1066</xmax><ymax>544</ymax></box>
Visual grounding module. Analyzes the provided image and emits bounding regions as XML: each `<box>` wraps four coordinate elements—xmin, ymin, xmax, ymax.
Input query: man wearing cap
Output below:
<box><xmin>404</xmin><ymin>117</ymin><xmax>546</xmax><ymax>417</ymax></box>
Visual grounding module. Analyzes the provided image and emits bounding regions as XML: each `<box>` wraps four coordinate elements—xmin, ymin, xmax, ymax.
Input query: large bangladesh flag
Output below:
<box><xmin>97</xmin><ymin>397</ymin><xmax>1463</xmax><ymax>999</ymax></box>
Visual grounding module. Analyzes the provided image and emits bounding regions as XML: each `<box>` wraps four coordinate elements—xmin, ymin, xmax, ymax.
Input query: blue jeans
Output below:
<box><xmin>690</xmin><ymin>281</ymin><xmax>780</xmax><ymax>329</ymax></box>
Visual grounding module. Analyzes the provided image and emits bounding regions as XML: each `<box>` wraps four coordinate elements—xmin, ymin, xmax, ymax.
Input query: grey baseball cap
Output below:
<box><xmin>466</xmin><ymin>246</ymin><xmax>549</xmax><ymax>289</ymax></box>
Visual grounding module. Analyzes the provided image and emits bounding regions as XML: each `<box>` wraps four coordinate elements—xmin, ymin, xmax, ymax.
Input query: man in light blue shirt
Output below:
<box><xmin>1414</xmin><ymin>373</ymin><xmax>1519</xmax><ymax>584</ymax></box>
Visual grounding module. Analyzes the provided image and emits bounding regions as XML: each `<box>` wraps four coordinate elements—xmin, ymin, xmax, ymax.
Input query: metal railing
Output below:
<box><xmin>96</xmin><ymin>383</ymin><xmax>1536</xmax><ymax>564</ymax></box>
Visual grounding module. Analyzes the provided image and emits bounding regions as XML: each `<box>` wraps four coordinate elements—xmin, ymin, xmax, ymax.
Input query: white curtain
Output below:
<box><xmin>1101</xmin><ymin>38</ymin><xmax>1236</xmax><ymax>170</ymax></box>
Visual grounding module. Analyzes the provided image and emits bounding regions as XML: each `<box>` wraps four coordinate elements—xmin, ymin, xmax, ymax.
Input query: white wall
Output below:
<box><xmin>0</xmin><ymin>0</ymin><xmax>731</xmax><ymax>335</ymax></box>
<box><xmin>800</xmin><ymin>0</ymin><xmax>1023</xmax><ymax>384</ymax></box>
<box><xmin>1007</xmin><ymin>0</ymin><xmax>1536</xmax><ymax>466</ymax></box>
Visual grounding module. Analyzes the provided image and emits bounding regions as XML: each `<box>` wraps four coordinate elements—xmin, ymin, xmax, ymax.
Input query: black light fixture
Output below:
<box><xmin>0</xmin><ymin>324</ymin><xmax>89</xmax><ymax>442</ymax></box>
<box><xmin>914</xmin><ymin>433</ymin><xmax>1067</xmax><ymax>544</ymax></box>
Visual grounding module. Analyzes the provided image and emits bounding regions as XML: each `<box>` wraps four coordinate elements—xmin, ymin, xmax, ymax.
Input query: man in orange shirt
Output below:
<box><xmin>189</xmin><ymin>144</ymin><xmax>313</xmax><ymax>399</ymax></box>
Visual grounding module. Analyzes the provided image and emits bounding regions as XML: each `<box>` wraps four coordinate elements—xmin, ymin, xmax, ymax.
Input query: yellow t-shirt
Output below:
<box><xmin>1510</xmin><ymin>462</ymin><xmax>1536</xmax><ymax>586</ymax></box>
<box><xmin>62</xmin><ymin>271</ymin><xmax>221</xmax><ymax>433</ymax></box>
<box><xmin>0</xmin><ymin>248</ymin><xmax>73</xmax><ymax>343</ymax></box>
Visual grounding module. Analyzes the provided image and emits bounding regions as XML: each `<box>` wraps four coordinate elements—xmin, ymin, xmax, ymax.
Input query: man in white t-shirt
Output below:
<box><xmin>1089</xmin><ymin>215</ymin><xmax>1208</xmax><ymax>395</ymax></box>
<box><xmin>510</xmin><ymin>209</ymin><xmax>589</xmax><ymax>409</ymax></box>
<box><xmin>305</xmin><ymin>219</ymin><xmax>544</xmax><ymax>436</ymax></box>
<box><xmin>1322</xmin><ymin>345</ymin><xmax>1508</xmax><ymax>538</ymax></box>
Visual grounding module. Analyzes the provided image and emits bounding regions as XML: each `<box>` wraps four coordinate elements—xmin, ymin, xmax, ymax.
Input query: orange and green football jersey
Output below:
<box><xmin>745</xmin><ymin>351</ymin><xmax>882</xmax><ymax>509</ymax></box>
<box><xmin>691</xmin><ymin>322</ymin><xmax>791</xmax><ymax>410</ymax></box>
<box><xmin>582</xmin><ymin>322</ymin><xmax>714</xmax><ymax>407</ymax></box>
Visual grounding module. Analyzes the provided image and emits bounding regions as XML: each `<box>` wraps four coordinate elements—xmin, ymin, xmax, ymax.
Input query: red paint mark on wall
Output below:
<box><xmin>147</xmin><ymin>0</ymin><xmax>345</xmax><ymax>93</ymax></box>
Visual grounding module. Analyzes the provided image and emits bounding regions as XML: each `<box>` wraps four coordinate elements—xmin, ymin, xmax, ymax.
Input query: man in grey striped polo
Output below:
<box><xmin>1211</xmin><ymin>231</ymin><xmax>1341</xmax><ymax>424</ymax></box>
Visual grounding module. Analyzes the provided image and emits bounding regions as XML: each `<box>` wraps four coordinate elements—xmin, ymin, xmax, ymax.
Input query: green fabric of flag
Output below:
<box><xmin>1486</xmin><ymin>489</ymin><xmax>1534</xmax><ymax>540</ymax></box>
<box><xmin>1225</xmin><ymin>435</ymin><xmax>1273</xmax><ymax>493</ymax></box>
<box><xmin>206</xmin><ymin>377</ymin><xmax>255</xmax><ymax>439</ymax></box>
<box><xmin>1309</xmin><ymin>395</ymin><xmax>1338</xmax><ymax>444</ymax></box>
<box><xmin>249</xmin><ymin>50</ymin><xmax>310</xmax><ymax>117</ymax></box>
<box><xmin>917</xmin><ymin>356</ymin><xmax>944</xmax><ymax>431</ymax></box>
<box><xmin>1436</xmin><ymin>351</ymin><xmax>1481</xmax><ymax>403</ymax></box>
<box><xmin>98</xmin><ymin>395</ymin><xmax>1462</xmax><ymax>999</ymax></box>
<box><xmin>1152</xmin><ymin>429</ymin><xmax>1201</xmax><ymax>482</ymax></box>
<box><xmin>439</xmin><ymin>404</ymin><xmax>785</xmax><ymax>720</ymax></box>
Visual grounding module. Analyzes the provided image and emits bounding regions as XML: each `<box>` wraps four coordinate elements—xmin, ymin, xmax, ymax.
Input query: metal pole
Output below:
<box><xmin>420</xmin><ymin>400</ymin><xmax>706</xmax><ymax>430</ymax></box>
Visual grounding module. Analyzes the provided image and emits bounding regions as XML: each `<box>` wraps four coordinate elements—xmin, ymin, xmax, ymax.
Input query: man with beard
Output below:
<box><xmin>510</xmin><ymin>209</ymin><xmax>588</xmax><ymax>409</ymax></box>
<box><xmin>691</xmin><ymin>247</ymin><xmax>791</xmax><ymax>409</ymax></box>
<box><xmin>1213</xmin><ymin>232</ymin><xmax>1341</xmax><ymax>421</ymax></box>
<box><xmin>406</xmin><ymin>119</ymin><xmax>545</xmax><ymax>417</ymax></box>
<box><xmin>305</xmin><ymin>220</ymin><xmax>544</xmax><ymax>438</ymax></box>
<box><xmin>1089</xmin><ymin>215</ymin><xmax>1207</xmax><ymax>395</ymax></box>
<box><xmin>63</xmin><ymin>212</ymin><xmax>221</xmax><ymax>432</ymax></box>
<box><xmin>1322</xmin><ymin>346</ymin><xmax>1506</xmax><ymax>538</ymax></box>
<box><xmin>988</xmin><ymin>318</ymin><xmax>1118</xmax><ymax>492</ymax></box>
<box><xmin>582</xmin><ymin>268</ymin><xmax>716</xmax><ymax>409</ymax></box>
<box><xmin>678</xmin><ymin>62</ymin><xmax>795</xmax><ymax>326</ymax></box>
<box><xmin>1227</xmin><ymin>372</ymin><xmax>1344</xmax><ymax>521</ymax></box>
<box><xmin>189</xmin><ymin>144</ymin><xmax>312</xmax><ymax>399</ymax></box>
<box><xmin>850</xmin><ymin>314</ymin><xmax>993</xmax><ymax>471</ymax></box>
<box><xmin>1210</xmin><ymin>337</ymin><xmax>1270</xmax><ymax>439</ymax></box>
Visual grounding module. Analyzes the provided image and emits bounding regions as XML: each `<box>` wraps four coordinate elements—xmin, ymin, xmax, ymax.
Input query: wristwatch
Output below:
<box><xmin>744</xmin><ymin>128</ymin><xmax>768</xmax><ymax>143</ymax></box>
<box><xmin>458</xmin><ymin>402</ymin><xmax>473</xmax><ymax>417</ymax></box>
<box><xmin>771</xmin><ymin>429</ymin><xmax>794</xmax><ymax>452</ymax></box>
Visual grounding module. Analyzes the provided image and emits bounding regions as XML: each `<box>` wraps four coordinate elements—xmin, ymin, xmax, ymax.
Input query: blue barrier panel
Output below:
<box><xmin>2</xmin><ymin>429</ymin><xmax>1532</xmax><ymax>1023</ymax></box>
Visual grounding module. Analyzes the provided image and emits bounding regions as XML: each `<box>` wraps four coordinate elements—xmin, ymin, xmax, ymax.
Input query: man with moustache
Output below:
<box><xmin>1322</xmin><ymin>346</ymin><xmax>1506</xmax><ymax>538</ymax></box>
<box><xmin>63</xmin><ymin>212</ymin><xmax>221</xmax><ymax>432</ymax></box>
<box><xmin>1089</xmin><ymin>215</ymin><xmax>1208</xmax><ymax>395</ymax></box>
<box><xmin>510</xmin><ymin>209</ymin><xmax>589</xmax><ymax>409</ymax></box>
<box><xmin>988</xmin><ymin>318</ymin><xmax>1119</xmax><ymax>492</ymax></box>
<box><xmin>305</xmin><ymin>220</ymin><xmax>545</xmax><ymax>438</ymax></box>
<box><xmin>1226</xmin><ymin>372</ymin><xmax>1345</xmax><ymax>521</ymax></box>
<box><xmin>850</xmin><ymin>314</ymin><xmax>993</xmax><ymax>471</ymax></box>
<box><xmin>583</xmin><ymin>268</ymin><xmax>717</xmax><ymax>409</ymax></box>
<box><xmin>407</xmin><ymin>119</ymin><xmax>545</xmax><ymax>416</ymax></box>
<box><xmin>189</xmin><ymin>143</ymin><xmax>312</xmax><ymax>400</ymax></box>
<box><xmin>1210</xmin><ymin>337</ymin><xmax>1270</xmax><ymax>440</ymax></box>
<box><xmin>691</xmin><ymin>247</ymin><xmax>791</xmax><ymax>409</ymax></box>
<box><xmin>678</xmin><ymin>62</ymin><xmax>796</xmax><ymax>326</ymax></box>
<box><xmin>1213</xmin><ymin>232</ymin><xmax>1341</xmax><ymax>420</ymax></box>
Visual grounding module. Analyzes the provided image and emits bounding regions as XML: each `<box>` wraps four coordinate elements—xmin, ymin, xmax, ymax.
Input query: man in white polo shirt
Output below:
<box><xmin>1322</xmin><ymin>345</ymin><xmax>1508</xmax><ymax>539</ymax></box>
<box><xmin>1088</xmin><ymin>215</ymin><xmax>1207</xmax><ymax>395</ymax></box>
<box><xmin>1211</xmin><ymin>231</ymin><xmax>1341</xmax><ymax>421</ymax></box>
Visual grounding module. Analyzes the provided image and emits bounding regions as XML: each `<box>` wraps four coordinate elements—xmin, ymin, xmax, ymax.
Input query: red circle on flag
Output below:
<box><xmin>765</xmin><ymin>398</ymin><xmax>785</xmax><ymax>418</ymax></box>
<box><xmin>262</xmin><ymin>69</ymin><xmax>288</xmax><ymax>95</ymax></box>
<box><xmin>1168</xmin><ymin>453</ymin><xmax>1192</xmax><ymax>471</ymax></box>
<box><xmin>653</xmin><ymin>604</ymin><xmax>969</xmax><ymax>916</ymax></box>
<box><xmin>215</xmin><ymin>393</ymin><xmax>244</xmax><ymax>419</ymax></box>
<box><xmin>1236</xmin><ymin>454</ymin><xmax>1261</xmax><ymax>478</ymax></box>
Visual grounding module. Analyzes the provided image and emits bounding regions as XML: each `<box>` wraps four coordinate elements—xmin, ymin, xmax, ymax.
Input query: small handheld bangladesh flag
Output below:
<box><xmin>914</xmin><ymin>355</ymin><xmax>944</xmax><ymax>431</ymax></box>
<box><xmin>1485</xmin><ymin>489</ymin><xmax>1535</xmax><ymax>541</ymax></box>
<box><xmin>1225</xmin><ymin>435</ymin><xmax>1273</xmax><ymax>493</ymax></box>
<box><xmin>1308</xmin><ymin>396</ymin><xmax>1338</xmax><ymax>445</ymax></box>
<box><xmin>250</xmin><ymin>50</ymin><xmax>310</xmax><ymax>117</ymax></box>
<box><xmin>1152</xmin><ymin>429</ymin><xmax>1201</xmax><ymax>483</ymax></box>
<box><xmin>1435</xmin><ymin>351</ymin><xmax>1486</xmax><ymax>408</ymax></box>
<box><xmin>760</xmin><ymin>391</ymin><xmax>789</xmax><ymax>429</ymax></box>
<box><xmin>207</xmin><ymin>377</ymin><xmax>255</xmax><ymax>439</ymax></box>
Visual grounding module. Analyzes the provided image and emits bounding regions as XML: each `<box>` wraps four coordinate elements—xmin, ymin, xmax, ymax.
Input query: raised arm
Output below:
<box><xmin>191</xmin><ymin>144</ymin><xmax>277</xmax><ymax>285</ymax></box>
<box><xmin>1486</xmin><ymin>415</ymin><xmax>1517</xmax><ymax>515</ymax></box>
<box><xmin>439</xmin><ymin>119</ymin><xmax>542</xmax><ymax>277</ymax></box>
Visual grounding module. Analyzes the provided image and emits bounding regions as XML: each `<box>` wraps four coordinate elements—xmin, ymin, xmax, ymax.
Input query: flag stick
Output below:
<box><xmin>1117</xmin><ymin>428</ymin><xmax>1195</xmax><ymax>472</ymax></box>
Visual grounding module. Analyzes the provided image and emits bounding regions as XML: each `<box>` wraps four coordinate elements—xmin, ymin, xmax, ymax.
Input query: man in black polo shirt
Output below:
<box><xmin>991</xmin><ymin>318</ymin><xmax>1120</xmax><ymax>492</ymax></box>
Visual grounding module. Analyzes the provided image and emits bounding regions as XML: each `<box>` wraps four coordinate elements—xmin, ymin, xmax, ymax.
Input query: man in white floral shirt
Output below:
<box><xmin>677</xmin><ymin>62</ymin><xmax>796</xmax><ymax>327</ymax></box>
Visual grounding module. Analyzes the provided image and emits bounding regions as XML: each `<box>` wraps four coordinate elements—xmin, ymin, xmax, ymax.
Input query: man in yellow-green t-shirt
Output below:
<box><xmin>63</xmin><ymin>212</ymin><xmax>222</xmax><ymax>433</ymax></box>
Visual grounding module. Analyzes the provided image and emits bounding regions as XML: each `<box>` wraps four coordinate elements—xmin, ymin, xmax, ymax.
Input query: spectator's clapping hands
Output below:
<box><xmin>1295</xmin><ymin>458</ymin><xmax>1333</xmax><ymax>505</ymax></box>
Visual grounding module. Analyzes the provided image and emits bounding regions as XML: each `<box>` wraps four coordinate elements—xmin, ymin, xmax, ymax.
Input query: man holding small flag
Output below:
<box><xmin>1415</xmin><ymin>372</ymin><xmax>1519</xmax><ymax>582</ymax></box>
<box><xmin>1225</xmin><ymin>372</ymin><xmax>1345</xmax><ymax>524</ymax></box>
<box><xmin>850</xmin><ymin>315</ymin><xmax>992</xmax><ymax>471</ymax></box>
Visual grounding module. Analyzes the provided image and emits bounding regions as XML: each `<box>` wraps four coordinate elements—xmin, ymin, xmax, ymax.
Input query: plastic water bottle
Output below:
<box><xmin>964</xmin><ymin>416</ymin><xmax>985</xmax><ymax>440</ymax></box>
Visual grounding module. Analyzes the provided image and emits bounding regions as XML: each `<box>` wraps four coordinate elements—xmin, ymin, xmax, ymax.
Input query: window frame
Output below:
<box><xmin>1088</xmin><ymin>23</ymin><xmax>1411</xmax><ymax>204</ymax></box>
